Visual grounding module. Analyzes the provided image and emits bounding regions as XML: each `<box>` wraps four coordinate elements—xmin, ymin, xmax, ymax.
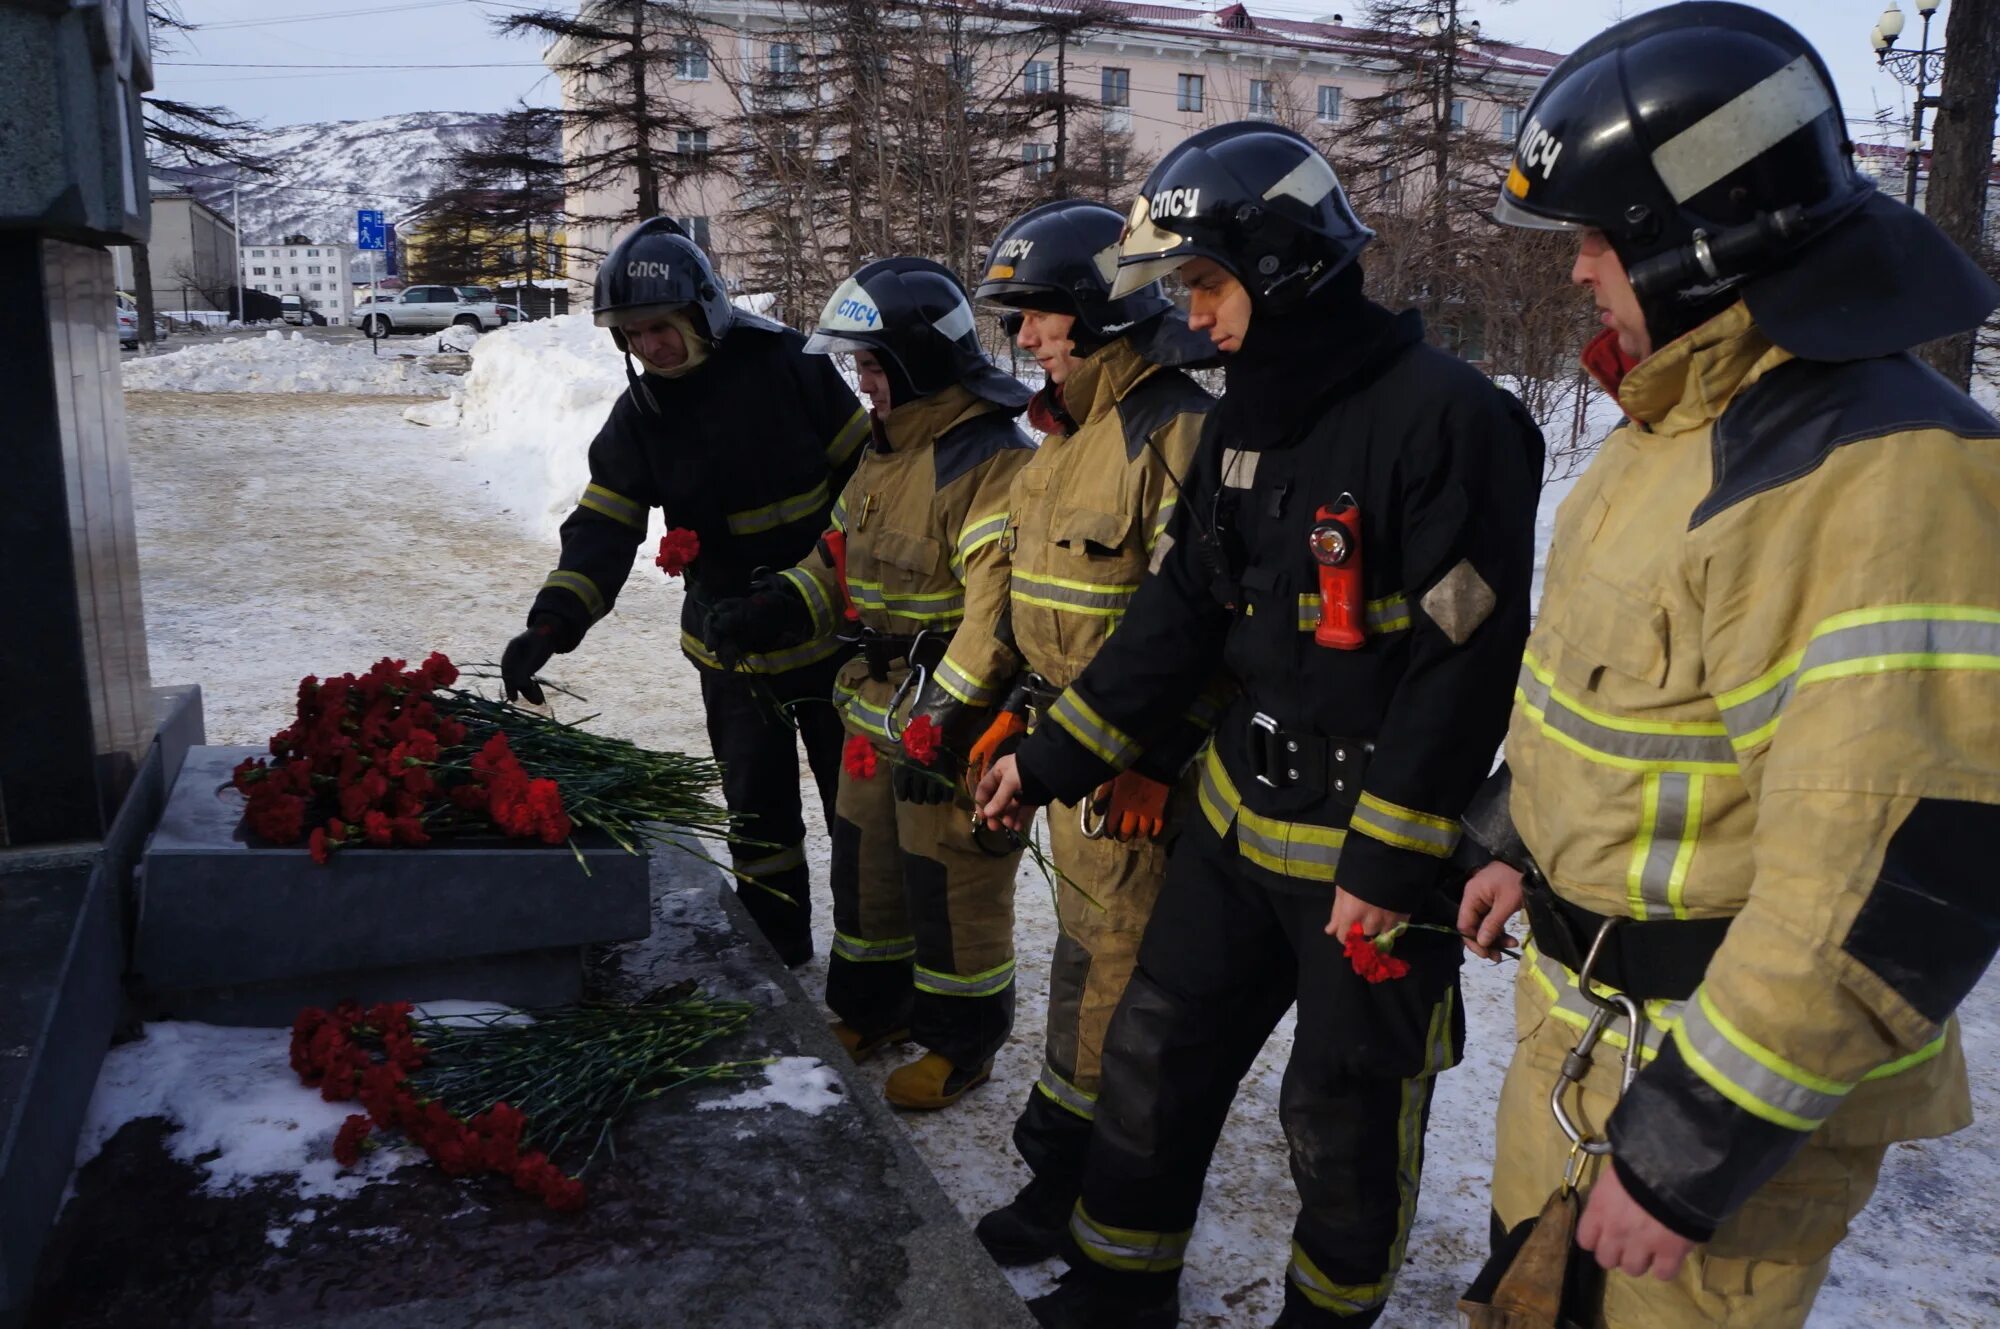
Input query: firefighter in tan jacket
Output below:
<box><xmin>707</xmin><ymin>258</ymin><xmax>1035</xmax><ymax>1110</ymax></box>
<box><xmin>964</xmin><ymin>200</ymin><xmax>1220</xmax><ymax>1264</ymax></box>
<box><xmin>1458</xmin><ymin>7</ymin><xmax>2000</xmax><ymax>1326</ymax></box>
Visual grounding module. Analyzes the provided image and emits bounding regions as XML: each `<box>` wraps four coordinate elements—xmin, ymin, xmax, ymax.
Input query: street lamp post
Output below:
<box><xmin>1872</xmin><ymin>0</ymin><xmax>1947</xmax><ymax>209</ymax></box>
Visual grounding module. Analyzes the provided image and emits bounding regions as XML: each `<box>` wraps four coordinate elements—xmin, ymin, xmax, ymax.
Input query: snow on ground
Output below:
<box><xmin>120</xmin><ymin>330</ymin><xmax>456</xmax><ymax>396</ymax></box>
<box><xmin>696</xmin><ymin>1057</ymin><xmax>847</xmax><ymax>1117</ymax></box>
<box><xmin>123</xmin><ymin>390</ymin><xmax>2000</xmax><ymax>1327</ymax></box>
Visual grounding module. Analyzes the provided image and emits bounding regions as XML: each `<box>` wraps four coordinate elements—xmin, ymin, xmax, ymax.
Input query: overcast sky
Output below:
<box><xmin>153</xmin><ymin>0</ymin><xmax>1941</xmax><ymax>154</ymax></box>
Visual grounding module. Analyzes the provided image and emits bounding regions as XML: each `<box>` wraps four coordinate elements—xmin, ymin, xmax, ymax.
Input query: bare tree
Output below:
<box><xmin>408</xmin><ymin>105</ymin><xmax>567</xmax><ymax>299</ymax></box>
<box><xmin>1916</xmin><ymin>0</ymin><xmax>2000</xmax><ymax>389</ymax></box>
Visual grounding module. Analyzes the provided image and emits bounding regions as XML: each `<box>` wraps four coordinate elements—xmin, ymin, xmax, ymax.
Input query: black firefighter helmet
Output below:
<box><xmin>805</xmin><ymin>257</ymin><xmax>1030</xmax><ymax>409</ymax></box>
<box><xmin>976</xmin><ymin>200</ymin><xmax>1173</xmax><ymax>339</ymax></box>
<box><xmin>1496</xmin><ymin>0</ymin><xmax>1999</xmax><ymax>359</ymax></box>
<box><xmin>1111</xmin><ymin>121</ymin><xmax>1374</xmax><ymax>311</ymax></box>
<box><xmin>593</xmin><ymin>217</ymin><xmax>763</xmax><ymax>347</ymax></box>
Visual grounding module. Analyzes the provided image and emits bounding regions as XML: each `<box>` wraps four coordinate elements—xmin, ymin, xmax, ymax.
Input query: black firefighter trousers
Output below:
<box><xmin>698</xmin><ymin>652</ymin><xmax>847</xmax><ymax>965</ymax></box>
<box><xmin>1063</xmin><ymin>822</ymin><xmax>1464</xmax><ymax>1326</ymax></box>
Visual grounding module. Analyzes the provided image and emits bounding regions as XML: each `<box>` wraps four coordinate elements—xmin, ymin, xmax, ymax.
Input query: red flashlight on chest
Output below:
<box><xmin>1308</xmin><ymin>495</ymin><xmax>1365</xmax><ymax>650</ymax></box>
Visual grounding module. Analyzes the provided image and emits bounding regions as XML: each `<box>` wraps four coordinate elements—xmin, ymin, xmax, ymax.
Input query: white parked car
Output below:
<box><xmin>353</xmin><ymin>284</ymin><xmax>505</xmax><ymax>337</ymax></box>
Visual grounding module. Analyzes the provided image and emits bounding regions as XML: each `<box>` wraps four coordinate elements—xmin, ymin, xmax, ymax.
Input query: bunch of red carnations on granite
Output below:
<box><xmin>293</xmin><ymin>986</ymin><xmax>758</xmax><ymax>1209</ymax></box>
<box><xmin>229</xmin><ymin>652</ymin><xmax>734</xmax><ymax>866</ymax></box>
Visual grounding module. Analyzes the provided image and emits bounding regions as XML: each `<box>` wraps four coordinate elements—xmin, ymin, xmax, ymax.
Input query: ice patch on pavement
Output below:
<box><xmin>74</xmin><ymin>1021</ymin><xmax>418</xmax><ymax>1202</ymax></box>
<box><xmin>121</xmin><ymin>334</ymin><xmax>456</xmax><ymax>396</ymax></box>
<box><xmin>696</xmin><ymin>1056</ymin><xmax>845</xmax><ymax>1116</ymax></box>
<box><xmin>403</xmin><ymin>390</ymin><xmax>462</xmax><ymax>427</ymax></box>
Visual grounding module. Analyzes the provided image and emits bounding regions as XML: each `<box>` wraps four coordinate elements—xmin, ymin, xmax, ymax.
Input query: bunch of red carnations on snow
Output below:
<box><xmin>293</xmin><ymin>986</ymin><xmax>757</xmax><ymax>1210</ymax></box>
<box><xmin>229</xmin><ymin>652</ymin><xmax>733</xmax><ymax>866</ymax></box>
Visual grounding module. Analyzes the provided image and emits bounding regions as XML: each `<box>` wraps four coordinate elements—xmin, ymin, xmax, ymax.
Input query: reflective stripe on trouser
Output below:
<box><xmin>1493</xmin><ymin>982</ymin><xmax>1892</xmax><ymax>1329</ymax></box>
<box><xmin>824</xmin><ymin>733</ymin><xmax>1021</xmax><ymax>1068</ymax></box>
<box><xmin>1012</xmin><ymin>795</ymin><xmax>1173</xmax><ymax>1186</ymax></box>
<box><xmin>701</xmin><ymin>656</ymin><xmax>846</xmax><ymax>959</ymax></box>
<box><xmin>1067</xmin><ymin>821</ymin><xmax>1464</xmax><ymax>1325</ymax></box>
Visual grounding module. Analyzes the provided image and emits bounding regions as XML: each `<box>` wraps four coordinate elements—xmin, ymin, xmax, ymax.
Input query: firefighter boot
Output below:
<box><xmin>1027</xmin><ymin>1269</ymin><xmax>1180</xmax><ymax>1329</ymax></box>
<box><xmin>829</xmin><ymin>1021</ymin><xmax>910</xmax><ymax>1065</ymax></box>
<box><xmin>883</xmin><ymin>1051</ymin><xmax>992</xmax><ymax>1109</ymax></box>
<box><xmin>975</xmin><ymin>1172</ymin><xmax>1075</xmax><ymax>1266</ymax></box>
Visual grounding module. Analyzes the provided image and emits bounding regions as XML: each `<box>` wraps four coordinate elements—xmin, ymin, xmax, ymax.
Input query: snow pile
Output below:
<box><xmin>74</xmin><ymin>1021</ymin><xmax>413</xmax><ymax>1203</ymax></box>
<box><xmin>435</xmin><ymin>323</ymin><xmax>482</xmax><ymax>353</ymax></box>
<box><xmin>696</xmin><ymin>1057</ymin><xmax>846</xmax><ymax>1117</ymax></box>
<box><xmin>121</xmin><ymin>330</ymin><xmax>456</xmax><ymax>396</ymax></box>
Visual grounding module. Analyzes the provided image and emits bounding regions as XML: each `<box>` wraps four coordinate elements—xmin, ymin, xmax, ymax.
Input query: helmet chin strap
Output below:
<box><xmin>622</xmin><ymin>350</ymin><xmax>661</xmax><ymax>416</ymax></box>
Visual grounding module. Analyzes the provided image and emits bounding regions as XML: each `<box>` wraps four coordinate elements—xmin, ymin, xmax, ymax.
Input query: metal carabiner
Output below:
<box><xmin>1079</xmin><ymin>793</ymin><xmax>1110</xmax><ymax>840</ymax></box>
<box><xmin>882</xmin><ymin>629</ymin><xmax>929</xmax><ymax>743</ymax></box>
<box><xmin>1549</xmin><ymin>918</ymin><xmax>1645</xmax><ymax>1158</ymax></box>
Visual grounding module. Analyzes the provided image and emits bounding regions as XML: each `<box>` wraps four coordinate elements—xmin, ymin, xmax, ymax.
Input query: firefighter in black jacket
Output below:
<box><xmin>977</xmin><ymin>124</ymin><xmax>1545</xmax><ymax>1327</ymax></box>
<box><xmin>499</xmin><ymin>218</ymin><xmax>868</xmax><ymax>967</ymax></box>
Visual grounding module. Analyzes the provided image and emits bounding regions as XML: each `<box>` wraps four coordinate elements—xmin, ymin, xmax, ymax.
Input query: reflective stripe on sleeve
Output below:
<box><xmin>951</xmin><ymin>511</ymin><xmax>1012</xmax><ymax>578</ymax></box>
<box><xmin>725</xmin><ymin>480</ymin><xmax>830</xmax><ymax>536</ymax></box>
<box><xmin>1049</xmin><ymin>689</ymin><xmax>1142</xmax><ymax>768</ymax></box>
<box><xmin>1146</xmin><ymin>495</ymin><xmax>1178</xmax><ymax>552</ymax></box>
<box><xmin>542</xmin><ymin>569</ymin><xmax>606</xmax><ymax>618</ymax></box>
<box><xmin>1515</xmin><ymin>655</ymin><xmax>1738</xmax><ymax>774</ymax></box>
<box><xmin>679</xmin><ymin>629</ymin><xmax>843</xmax><ymax>676</ymax></box>
<box><xmin>831</xmin><ymin>931</ymin><xmax>916</xmax><ymax>963</ymax></box>
<box><xmin>1350</xmin><ymin>791</ymin><xmax>1461</xmax><ymax>858</ymax></box>
<box><xmin>913</xmin><ymin>958</ymin><xmax>1016</xmax><ymax>998</ymax></box>
<box><xmin>1673</xmin><ymin>986</ymin><xmax>1854</xmax><ymax>1131</ymax></box>
<box><xmin>1715</xmin><ymin>605</ymin><xmax>2000</xmax><ymax>752</ymax></box>
<box><xmin>778</xmin><ymin>566</ymin><xmax>839</xmax><ymax>639</ymax></box>
<box><xmin>1070</xmin><ymin>1204</ymin><xmax>1192</xmax><ymax>1274</ymax></box>
<box><xmin>825</xmin><ymin>405</ymin><xmax>870</xmax><ymax>466</ymax></box>
<box><xmin>934</xmin><ymin>655</ymin><xmax>999</xmax><ymax>707</ymax></box>
<box><xmin>578</xmin><ymin>483</ymin><xmax>647</xmax><ymax>531</ymax></box>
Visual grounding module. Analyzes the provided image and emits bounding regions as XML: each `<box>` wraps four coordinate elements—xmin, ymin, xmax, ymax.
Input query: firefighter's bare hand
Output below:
<box><xmin>1578</xmin><ymin>1162</ymin><xmax>1696</xmax><ymax>1281</ymax></box>
<box><xmin>1324</xmin><ymin>888</ymin><xmax>1408</xmax><ymax>943</ymax></box>
<box><xmin>1458</xmin><ymin>860</ymin><xmax>1524</xmax><ymax>960</ymax></box>
<box><xmin>975</xmin><ymin>753</ymin><xmax>1041</xmax><ymax>833</ymax></box>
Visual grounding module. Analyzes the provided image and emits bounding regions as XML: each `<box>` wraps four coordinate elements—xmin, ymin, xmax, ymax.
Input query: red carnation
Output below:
<box><xmin>654</xmin><ymin>527</ymin><xmax>700</xmax><ymax>577</ymax></box>
<box><xmin>308</xmin><ymin>827</ymin><xmax>331</xmax><ymax>864</ymax></box>
<box><xmin>900</xmin><ymin>715</ymin><xmax>941</xmax><ymax>767</ymax></box>
<box><xmin>418</xmin><ymin>651</ymin><xmax>459</xmax><ymax>690</ymax></box>
<box><xmin>362</xmin><ymin>809</ymin><xmax>395</xmax><ymax>847</ymax></box>
<box><xmin>842</xmin><ymin>734</ymin><xmax>878</xmax><ymax>780</ymax></box>
<box><xmin>1343</xmin><ymin>923</ymin><xmax>1411</xmax><ymax>984</ymax></box>
<box><xmin>333</xmin><ymin>1114</ymin><xmax>372</xmax><ymax>1168</ymax></box>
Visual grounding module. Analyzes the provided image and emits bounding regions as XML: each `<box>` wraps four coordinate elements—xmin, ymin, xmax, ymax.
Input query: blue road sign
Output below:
<box><xmin>356</xmin><ymin>209</ymin><xmax>385</xmax><ymax>250</ymax></box>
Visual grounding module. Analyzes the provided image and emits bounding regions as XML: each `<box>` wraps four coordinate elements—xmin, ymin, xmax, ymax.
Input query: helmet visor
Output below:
<box><xmin>1492</xmin><ymin>162</ymin><xmax>1586</xmax><ymax>233</ymax></box>
<box><xmin>804</xmin><ymin>275</ymin><xmax>888</xmax><ymax>356</ymax></box>
<box><xmin>1109</xmin><ymin>195</ymin><xmax>1195</xmax><ymax>299</ymax></box>
<box><xmin>595</xmin><ymin>301</ymin><xmax>690</xmax><ymax>329</ymax></box>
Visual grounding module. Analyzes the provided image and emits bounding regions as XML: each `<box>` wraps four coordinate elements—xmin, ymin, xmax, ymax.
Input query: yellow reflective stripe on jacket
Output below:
<box><xmin>934</xmin><ymin>655</ymin><xmax>999</xmax><ymax>707</ymax></box>
<box><xmin>778</xmin><ymin>566</ymin><xmax>839</xmax><ymax>639</ymax></box>
<box><xmin>578</xmin><ymin>483</ymin><xmax>647</xmax><ymax>531</ymax></box>
<box><xmin>847</xmin><ymin>579</ymin><xmax>967</xmax><ymax>624</ymax></box>
<box><xmin>739</xmin><ymin>845</ymin><xmax>806</xmax><ymax>877</ymax></box>
<box><xmin>1050</xmin><ymin>689</ymin><xmax>1141</xmax><ymax>767</ymax></box>
<box><xmin>1525</xmin><ymin>942</ymin><xmax>1682</xmax><ymax>1063</ymax></box>
<box><xmin>951</xmin><ymin>510</ymin><xmax>1011</xmax><ymax>578</ymax></box>
<box><xmin>1070</xmin><ymin>1203</ymin><xmax>1192</xmax><ymax>1274</ymax></box>
<box><xmin>1625</xmin><ymin>771</ymin><xmax>1705</xmax><ymax>920</ymax></box>
<box><xmin>825</xmin><ymin>405</ymin><xmax>869</xmax><ymax>467</ymax></box>
<box><xmin>835</xmin><ymin>678</ymin><xmax>894</xmax><ymax>738</ymax></box>
<box><xmin>1673</xmin><ymin>986</ymin><xmax>1856</xmax><ymax>1131</ymax></box>
<box><xmin>679</xmin><ymin>629</ymin><xmax>843</xmax><ymax>676</ymax></box>
<box><xmin>1351</xmin><ymin>791</ymin><xmax>1460</xmax><ymax>858</ymax></box>
<box><xmin>1037</xmin><ymin>1062</ymin><xmax>1097</xmax><ymax>1121</ymax></box>
<box><xmin>914</xmin><ymin>958</ymin><xmax>1015</xmax><ymax>997</ymax></box>
<box><xmin>1012</xmin><ymin>569</ymin><xmax>1140</xmax><ymax>618</ymax></box>
<box><xmin>542</xmin><ymin>569</ymin><xmax>606</xmax><ymax>618</ymax></box>
<box><xmin>1515</xmin><ymin>655</ymin><xmax>1738</xmax><ymax>775</ymax></box>
<box><xmin>1296</xmin><ymin>592</ymin><xmax>1413</xmax><ymax>635</ymax></box>
<box><xmin>1147</xmin><ymin>495</ymin><xmax>1178</xmax><ymax>552</ymax></box>
<box><xmin>832</xmin><ymin>931</ymin><xmax>916</xmax><ymax>963</ymax></box>
<box><xmin>830</xmin><ymin>494</ymin><xmax>848</xmax><ymax>532</ymax></box>
<box><xmin>725</xmin><ymin>479</ymin><xmax>830</xmax><ymax>536</ymax></box>
<box><xmin>1715</xmin><ymin>604</ymin><xmax>2000</xmax><ymax>752</ymax></box>
<box><xmin>1197</xmin><ymin>745</ymin><xmax>1345</xmax><ymax>883</ymax></box>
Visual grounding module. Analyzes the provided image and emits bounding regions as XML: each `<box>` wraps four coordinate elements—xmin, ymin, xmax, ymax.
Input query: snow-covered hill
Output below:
<box><xmin>160</xmin><ymin>111</ymin><xmax>501</xmax><ymax>247</ymax></box>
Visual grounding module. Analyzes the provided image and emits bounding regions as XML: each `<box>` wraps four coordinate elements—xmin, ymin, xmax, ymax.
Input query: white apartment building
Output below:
<box><xmin>551</xmin><ymin>0</ymin><xmax>1562</xmax><ymax>296</ymax></box>
<box><xmin>243</xmin><ymin>242</ymin><xmax>359</xmax><ymax>325</ymax></box>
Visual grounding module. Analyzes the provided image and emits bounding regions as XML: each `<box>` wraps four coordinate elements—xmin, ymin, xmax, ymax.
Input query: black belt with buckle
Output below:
<box><xmin>1520</xmin><ymin>868</ymin><xmax>1732</xmax><ymax>1003</ymax></box>
<box><xmin>1244</xmin><ymin>711</ymin><xmax>1372</xmax><ymax>799</ymax></box>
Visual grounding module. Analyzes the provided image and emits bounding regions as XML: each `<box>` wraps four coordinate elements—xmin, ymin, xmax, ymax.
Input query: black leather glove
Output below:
<box><xmin>500</xmin><ymin>617</ymin><xmax>561</xmax><ymax>704</ymax></box>
<box><xmin>705</xmin><ymin>576</ymin><xmax>811</xmax><ymax>669</ymax></box>
<box><xmin>892</xmin><ymin>749</ymin><xmax>959</xmax><ymax>805</ymax></box>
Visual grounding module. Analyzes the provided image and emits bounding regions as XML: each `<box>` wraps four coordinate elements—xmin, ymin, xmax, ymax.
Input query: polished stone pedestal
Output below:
<box><xmin>134</xmin><ymin>747</ymin><xmax>653</xmax><ymax>1025</ymax></box>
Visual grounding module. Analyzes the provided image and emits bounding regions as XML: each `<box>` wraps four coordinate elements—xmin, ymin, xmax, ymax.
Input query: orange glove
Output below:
<box><xmin>964</xmin><ymin>709</ymin><xmax>1028</xmax><ymax>799</ymax></box>
<box><xmin>1090</xmin><ymin>770</ymin><xmax>1171</xmax><ymax>841</ymax></box>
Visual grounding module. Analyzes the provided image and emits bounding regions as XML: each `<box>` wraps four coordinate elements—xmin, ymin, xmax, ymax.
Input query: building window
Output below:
<box><xmin>1101</xmin><ymin>66</ymin><xmax>1129</xmax><ymax>106</ymax></box>
<box><xmin>250</xmin><ymin>249</ymin><xmax>264</xmax><ymax>258</ymax></box>
<box><xmin>947</xmin><ymin>52</ymin><xmax>973</xmax><ymax>86</ymax></box>
<box><xmin>252</xmin><ymin>266</ymin><xmax>266</xmax><ymax>275</ymax></box>
<box><xmin>1023</xmin><ymin>142</ymin><xmax>1055</xmax><ymax>180</ymax></box>
<box><xmin>1023</xmin><ymin>60</ymin><xmax>1053</xmax><ymax>95</ymax></box>
<box><xmin>308</xmin><ymin>248</ymin><xmax>318</xmax><ymax>256</ymax></box>
<box><xmin>1500</xmin><ymin>106</ymin><xmax>1521</xmax><ymax>140</ymax></box>
<box><xmin>290</xmin><ymin>266</ymin><xmax>299</xmax><ymax>274</ymax></box>
<box><xmin>674</xmin><ymin>36</ymin><xmax>708</xmax><ymax>80</ymax></box>
<box><xmin>308</xmin><ymin>265</ymin><xmax>320</xmax><ymax>274</ymax></box>
<box><xmin>311</xmin><ymin>282</ymin><xmax>322</xmax><ymax>291</ymax></box>
<box><xmin>1385</xmin><ymin>92</ymin><xmax>1405</xmax><ymax>125</ymax></box>
<box><xmin>1249</xmin><ymin>79</ymin><xmax>1277</xmax><ymax>119</ymax></box>
<box><xmin>1318</xmin><ymin>85</ymin><xmax>1342</xmax><ymax>123</ymax></box>
<box><xmin>1449</xmin><ymin>99</ymin><xmax>1466</xmax><ymax>128</ymax></box>
<box><xmin>769</xmin><ymin>41</ymin><xmax>800</xmax><ymax>74</ymax></box>
<box><xmin>1177</xmin><ymin>73</ymin><xmax>1204</xmax><ymax>113</ymax></box>
<box><xmin>676</xmin><ymin>128</ymin><xmax>709</xmax><ymax>157</ymax></box>
<box><xmin>253</xmin><ymin>283</ymin><xmax>266</xmax><ymax>291</ymax></box>
<box><xmin>673</xmin><ymin>215</ymin><xmax>711</xmax><ymax>247</ymax></box>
